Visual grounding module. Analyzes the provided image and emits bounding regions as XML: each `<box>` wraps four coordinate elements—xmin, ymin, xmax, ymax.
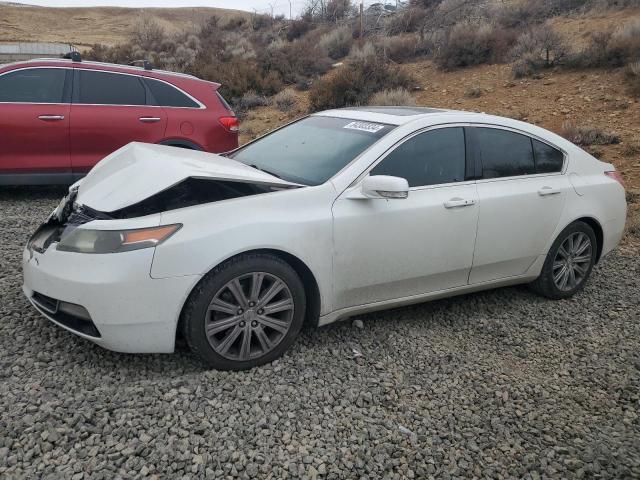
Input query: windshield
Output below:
<box><xmin>230</xmin><ymin>116</ymin><xmax>395</xmax><ymax>185</ymax></box>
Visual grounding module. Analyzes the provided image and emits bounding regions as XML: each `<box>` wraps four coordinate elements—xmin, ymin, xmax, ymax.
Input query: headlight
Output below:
<box><xmin>56</xmin><ymin>224</ymin><xmax>181</xmax><ymax>254</ymax></box>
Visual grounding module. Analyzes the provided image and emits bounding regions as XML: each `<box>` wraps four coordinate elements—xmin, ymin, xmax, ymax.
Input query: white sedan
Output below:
<box><xmin>23</xmin><ymin>107</ymin><xmax>626</xmax><ymax>370</ymax></box>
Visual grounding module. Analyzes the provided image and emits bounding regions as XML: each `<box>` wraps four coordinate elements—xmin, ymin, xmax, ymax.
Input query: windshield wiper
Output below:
<box><xmin>248</xmin><ymin>164</ymin><xmax>283</xmax><ymax>179</ymax></box>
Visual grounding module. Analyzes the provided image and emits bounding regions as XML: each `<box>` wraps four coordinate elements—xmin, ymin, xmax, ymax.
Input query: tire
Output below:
<box><xmin>182</xmin><ymin>253</ymin><xmax>306</xmax><ymax>370</ymax></box>
<box><xmin>530</xmin><ymin>221</ymin><xmax>597</xmax><ymax>300</ymax></box>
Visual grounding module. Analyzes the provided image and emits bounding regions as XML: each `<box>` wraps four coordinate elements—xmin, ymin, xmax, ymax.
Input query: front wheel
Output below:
<box><xmin>530</xmin><ymin>221</ymin><xmax>597</xmax><ymax>299</ymax></box>
<box><xmin>182</xmin><ymin>254</ymin><xmax>306</xmax><ymax>370</ymax></box>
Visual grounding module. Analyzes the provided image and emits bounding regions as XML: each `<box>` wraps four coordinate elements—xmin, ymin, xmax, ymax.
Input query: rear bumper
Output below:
<box><xmin>601</xmin><ymin>216</ymin><xmax>626</xmax><ymax>259</ymax></box>
<box><xmin>22</xmin><ymin>245</ymin><xmax>201</xmax><ymax>353</ymax></box>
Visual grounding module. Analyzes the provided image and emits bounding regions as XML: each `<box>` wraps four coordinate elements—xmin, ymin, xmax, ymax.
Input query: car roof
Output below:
<box><xmin>314</xmin><ymin>106</ymin><xmax>475</xmax><ymax>125</ymax></box>
<box><xmin>1</xmin><ymin>58</ymin><xmax>204</xmax><ymax>82</ymax></box>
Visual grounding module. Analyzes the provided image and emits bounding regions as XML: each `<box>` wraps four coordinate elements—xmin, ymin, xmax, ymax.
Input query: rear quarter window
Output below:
<box><xmin>145</xmin><ymin>78</ymin><xmax>200</xmax><ymax>108</ymax></box>
<box><xmin>533</xmin><ymin>139</ymin><xmax>564</xmax><ymax>173</ymax></box>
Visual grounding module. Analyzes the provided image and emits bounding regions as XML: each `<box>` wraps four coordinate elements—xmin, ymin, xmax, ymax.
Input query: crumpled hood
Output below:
<box><xmin>75</xmin><ymin>142</ymin><xmax>298</xmax><ymax>212</ymax></box>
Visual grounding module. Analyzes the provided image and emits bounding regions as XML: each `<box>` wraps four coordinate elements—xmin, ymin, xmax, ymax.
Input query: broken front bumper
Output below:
<box><xmin>22</xmin><ymin>243</ymin><xmax>201</xmax><ymax>354</ymax></box>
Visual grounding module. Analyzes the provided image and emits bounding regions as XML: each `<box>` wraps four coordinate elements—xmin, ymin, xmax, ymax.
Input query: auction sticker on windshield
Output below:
<box><xmin>343</xmin><ymin>121</ymin><xmax>386</xmax><ymax>133</ymax></box>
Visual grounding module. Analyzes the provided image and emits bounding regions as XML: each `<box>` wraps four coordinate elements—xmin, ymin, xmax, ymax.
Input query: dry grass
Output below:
<box><xmin>0</xmin><ymin>4</ymin><xmax>249</xmax><ymax>47</ymax></box>
<box><xmin>273</xmin><ymin>89</ymin><xmax>298</xmax><ymax>113</ymax></box>
<box><xmin>561</xmin><ymin>122</ymin><xmax>621</xmax><ymax>146</ymax></box>
<box><xmin>369</xmin><ymin>88</ymin><xmax>416</xmax><ymax>106</ymax></box>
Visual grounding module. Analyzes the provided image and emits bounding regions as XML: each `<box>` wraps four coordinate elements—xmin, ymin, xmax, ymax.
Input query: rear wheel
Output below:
<box><xmin>182</xmin><ymin>254</ymin><xmax>306</xmax><ymax>370</ymax></box>
<box><xmin>530</xmin><ymin>221</ymin><xmax>597</xmax><ymax>299</ymax></box>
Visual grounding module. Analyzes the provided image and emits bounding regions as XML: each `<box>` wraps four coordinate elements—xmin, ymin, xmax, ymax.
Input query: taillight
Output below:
<box><xmin>219</xmin><ymin>116</ymin><xmax>239</xmax><ymax>133</ymax></box>
<box><xmin>604</xmin><ymin>170</ymin><xmax>625</xmax><ymax>189</ymax></box>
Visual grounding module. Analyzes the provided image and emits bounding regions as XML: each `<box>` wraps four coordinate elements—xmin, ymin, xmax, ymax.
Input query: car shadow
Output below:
<box><xmin>16</xmin><ymin>282</ymin><xmax>546</xmax><ymax>381</ymax></box>
<box><xmin>0</xmin><ymin>185</ymin><xmax>68</xmax><ymax>201</ymax></box>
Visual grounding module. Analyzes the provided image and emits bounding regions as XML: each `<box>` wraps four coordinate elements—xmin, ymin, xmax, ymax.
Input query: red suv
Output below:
<box><xmin>0</xmin><ymin>56</ymin><xmax>239</xmax><ymax>185</ymax></box>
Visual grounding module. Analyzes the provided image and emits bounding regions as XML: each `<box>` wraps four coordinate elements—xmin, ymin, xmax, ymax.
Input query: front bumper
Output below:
<box><xmin>22</xmin><ymin>245</ymin><xmax>201</xmax><ymax>354</ymax></box>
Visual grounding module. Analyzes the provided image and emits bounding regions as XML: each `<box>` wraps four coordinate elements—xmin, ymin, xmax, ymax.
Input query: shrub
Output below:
<box><xmin>348</xmin><ymin>41</ymin><xmax>377</xmax><ymax>63</ymax></box>
<box><xmin>131</xmin><ymin>14</ymin><xmax>166</xmax><ymax>51</ymax></box>
<box><xmin>576</xmin><ymin>19</ymin><xmax>640</xmax><ymax>68</ymax></box>
<box><xmin>497</xmin><ymin>0</ymin><xmax>587</xmax><ymax>28</ymax></box>
<box><xmin>309</xmin><ymin>55</ymin><xmax>413</xmax><ymax>111</ymax></box>
<box><xmin>384</xmin><ymin>7</ymin><xmax>428</xmax><ymax>35</ymax></box>
<box><xmin>369</xmin><ymin>88</ymin><xmax>416</xmax><ymax>106</ymax></box>
<box><xmin>238</xmin><ymin>90</ymin><xmax>270</xmax><ymax>110</ymax></box>
<box><xmin>224</xmin><ymin>16</ymin><xmax>248</xmax><ymax>31</ymax></box>
<box><xmin>379</xmin><ymin>35</ymin><xmax>421</xmax><ymax>63</ymax></box>
<box><xmin>259</xmin><ymin>38</ymin><xmax>332</xmax><ymax>84</ymax></box>
<box><xmin>435</xmin><ymin>23</ymin><xmax>516</xmax><ymax>70</ymax></box>
<box><xmin>223</xmin><ymin>33</ymin><xmax>256</xmax><ymax>60</ymax></box>
<box><xmin>627</xmin><ymin>61</ymin><xmax>640</xmax><ymax>97</ymax></box>
<box><xmin>623</xmin><ymin>140</ymin><xmax>640</xmax><ymax>157</ymax></box>
<box><xmin>465</xmin><ymin>86</ymin><xmax>482</xmax><ymax>98</ymax></box>
<box><xmin>561</xmin><ymin>122</ymin><xmax>621</xmax><ymax>146</ymax></box>
<box><xmin>510</xmin><ymin>25</ymin><xmax>569</xmax><ymax>77</ymax></box>
<box><xmin>273</xmin><ymin>89</ymin><xmax>298</xmax><ymax>112</ymax></box>
<box><xmin>287</xmin><ymin>19</ymin><xmax>313</xmax><ymax>41</ymax></box>
<box><xmin>319</xmin><ymin>26</ymin><xmax>353</xmax><ymax>60</ymax></box>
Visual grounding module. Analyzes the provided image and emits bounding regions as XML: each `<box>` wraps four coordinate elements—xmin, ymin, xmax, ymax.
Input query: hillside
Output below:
<box><xmin>0</xmin><ymin>4</ymin><xmax>249</xmax><ymax>47</ymax></box>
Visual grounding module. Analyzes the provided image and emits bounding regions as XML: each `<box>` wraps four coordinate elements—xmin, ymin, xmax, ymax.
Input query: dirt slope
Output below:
<box><xmin>0</xmin><ymin>4</ymin><xmax>249</xmax><ymax>47</ymax></box>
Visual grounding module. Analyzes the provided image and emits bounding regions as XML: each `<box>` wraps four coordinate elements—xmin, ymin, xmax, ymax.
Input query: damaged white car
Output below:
<box><xmin>23</xmin><ymin>107</ymin><xmax>626</xmax><ymax>370</ymax></box>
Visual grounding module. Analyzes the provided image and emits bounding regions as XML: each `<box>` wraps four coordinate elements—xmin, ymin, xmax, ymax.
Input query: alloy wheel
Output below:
<box><xmin>552</xmin><ymin>232</ymin><xmax>593</xmax><ymax>292</ymax></box>
<box><xmin>204</xmin><ymin>272</ymin><xmax>295</xmax><ymax>361</ymax></box>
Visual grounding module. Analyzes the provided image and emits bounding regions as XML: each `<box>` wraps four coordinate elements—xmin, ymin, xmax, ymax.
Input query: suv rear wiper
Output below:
<box><xmin>248</xmin><ymin>164</ymin><xmax>283</xmax><ymax>179</ymax></box>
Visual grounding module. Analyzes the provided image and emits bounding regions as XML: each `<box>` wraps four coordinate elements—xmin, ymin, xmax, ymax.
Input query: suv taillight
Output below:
<box><xmin>219</xmin><ymin>116</ymin><xmax>239</xmax><ymax>133</ymax></box>
<box><xmin>604</xmin><ymin>170</ymin><xmax>625</xmax><ymax>189</ymax></box>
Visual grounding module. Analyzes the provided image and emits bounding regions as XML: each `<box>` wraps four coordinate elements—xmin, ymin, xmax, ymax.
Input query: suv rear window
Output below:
<box><xmin>216</xmin><ymin>91</ymin><xmax>233</xmax><ymax>111</ymax></box>
<box><xmin>0</xmin><ymin>68</ymin><xmax>67</xmax><ymax>103</ymax></box>
<box><xmin>145</xmin><ymin>78</ymin><xmax>199</xmax><ymax>108</ymax></box>
<box><xmin>76</xmin><ymin>70</ymin><xmax>146</xmax><ymax>106</ymax></box>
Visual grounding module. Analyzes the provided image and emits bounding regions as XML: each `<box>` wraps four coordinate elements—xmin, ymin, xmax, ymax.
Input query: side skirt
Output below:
<box><xmin>318</xmin><ymin>269</ymin><xmax>543</xmax><ymax>327</ymax></box>
<box><xmin>0</xmin><ymin>172</ymin><xmax>85</xmax><ymax>186</ymax></box>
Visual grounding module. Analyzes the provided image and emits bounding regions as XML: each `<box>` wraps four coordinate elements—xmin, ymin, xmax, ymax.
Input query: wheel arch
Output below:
<box><xmin>176</xmin><ymin>248</ymin><xmax>322</xmax><ymax>345</ymax></box>
<box><xmin>572</xmin><ymin>216</ymin><xmax>604</xmax><ymax>263</ymax></box>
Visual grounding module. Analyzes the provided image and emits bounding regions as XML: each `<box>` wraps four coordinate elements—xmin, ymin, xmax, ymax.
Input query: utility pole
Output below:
<box><xmin>288</xmin><ymin>0</ymin><xmax>292</xmax><ymax>19</ymax></box>
<box><xmin>359</xmin><ymin>1</ymin><xmax>364</xmax><ymax>45</ymax></box>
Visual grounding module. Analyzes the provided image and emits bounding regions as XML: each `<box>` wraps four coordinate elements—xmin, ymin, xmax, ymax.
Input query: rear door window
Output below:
<box><xmin>475</xmin><ymin>127</ymin><xmax>536</xmax><ymax>179</ymax></box>
<box><xmin>0</xmin><ymin>68</ymin><xmax>67</xmax><ymax>103</ymax></box>
<box><xmin>145</xmin><ymin>78</ymin><xmax>199</xmax><ymax>108</ymax></box>
<box><xmin>76</xmin><ymin>70</ymin><xmax>146</xmax><ymax>106</ymax></box>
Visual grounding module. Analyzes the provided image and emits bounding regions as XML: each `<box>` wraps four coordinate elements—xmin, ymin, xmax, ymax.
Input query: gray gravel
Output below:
<box><xmin>1</xmin><ymin>187</ymin><xmax>639</xmax><ymax>479</ymax></box>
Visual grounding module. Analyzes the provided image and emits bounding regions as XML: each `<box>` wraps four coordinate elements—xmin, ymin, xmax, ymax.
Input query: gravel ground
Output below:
<box><xmin>1</xmin><ymin>187</ymin><xmax>639</xmax><ymax>479</ymax></box>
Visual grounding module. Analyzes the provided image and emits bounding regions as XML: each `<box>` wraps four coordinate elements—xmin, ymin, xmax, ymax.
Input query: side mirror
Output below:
<box><xmin>361</xmin><ymin>175</ymin><xmax>409</xmax><ymax>199</ymax></box>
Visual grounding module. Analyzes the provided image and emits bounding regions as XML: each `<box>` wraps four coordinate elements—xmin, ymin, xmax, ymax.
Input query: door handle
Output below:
<box><xmin>139</xmin><ymin>117</ymin><xmax>161</xmax><ymax>123</ymax></box>
<box><xmin>38</xmin><ymin>115</ymin><xmax>65</xmax><ymax>121</ymax></box>
<box><xmin>538</xmin><ymin>186</ymin><xmax>561</xmax><ymax>196</ymax></box>
<box><xmin>444</xmin><ymin>198</ymin><xmax>476</xmax><ymax>209</ymax></box>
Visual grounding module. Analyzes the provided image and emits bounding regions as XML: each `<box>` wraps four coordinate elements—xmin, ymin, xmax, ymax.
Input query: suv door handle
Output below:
<box><xmin>444</xmin><ymin>198</ymin><xmax>476</xmax><ymax>209</ymax></box>
<box><xmin>38</xmin><ymin>115</ymin><xmax>65</xmax><ymax>121</ymax></box>
<box><xmin>139</xmin><ymin>117</ymin><xmax>161</xmax><ymax>123</ymax></box>
<box><xmin>538</xmin><ymin>186</ymin><xmax>561</xmax><ymax>196</ymax></box>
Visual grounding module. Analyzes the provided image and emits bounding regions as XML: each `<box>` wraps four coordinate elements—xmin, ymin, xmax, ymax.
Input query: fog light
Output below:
<box><xmin>58</xmin><ymin>302</ymin><xmax>91</xmax><ymax>321</ymax></box>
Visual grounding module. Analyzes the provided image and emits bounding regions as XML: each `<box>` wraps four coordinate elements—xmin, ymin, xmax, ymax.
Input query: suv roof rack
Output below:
<box><xmin>129</xmin><ymin>59</ymin><xmax>153</xmax><ymax>71</ymax></box>
<box><xmin>61</xmin><ymin>51</ymin><xmax>81</xmax><ymax>62</ymax></box>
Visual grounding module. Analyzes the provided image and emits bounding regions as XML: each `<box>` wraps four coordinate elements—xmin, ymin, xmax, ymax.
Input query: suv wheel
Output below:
<box><xmin>530</xmin><ymin>221</ymin><xmax>597</xmax><ymax>299</ymax></box>
<box><xmin>182</xmin><ymin>254</ymin><xmax>306</xmax><ymax>370</ymax></box>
